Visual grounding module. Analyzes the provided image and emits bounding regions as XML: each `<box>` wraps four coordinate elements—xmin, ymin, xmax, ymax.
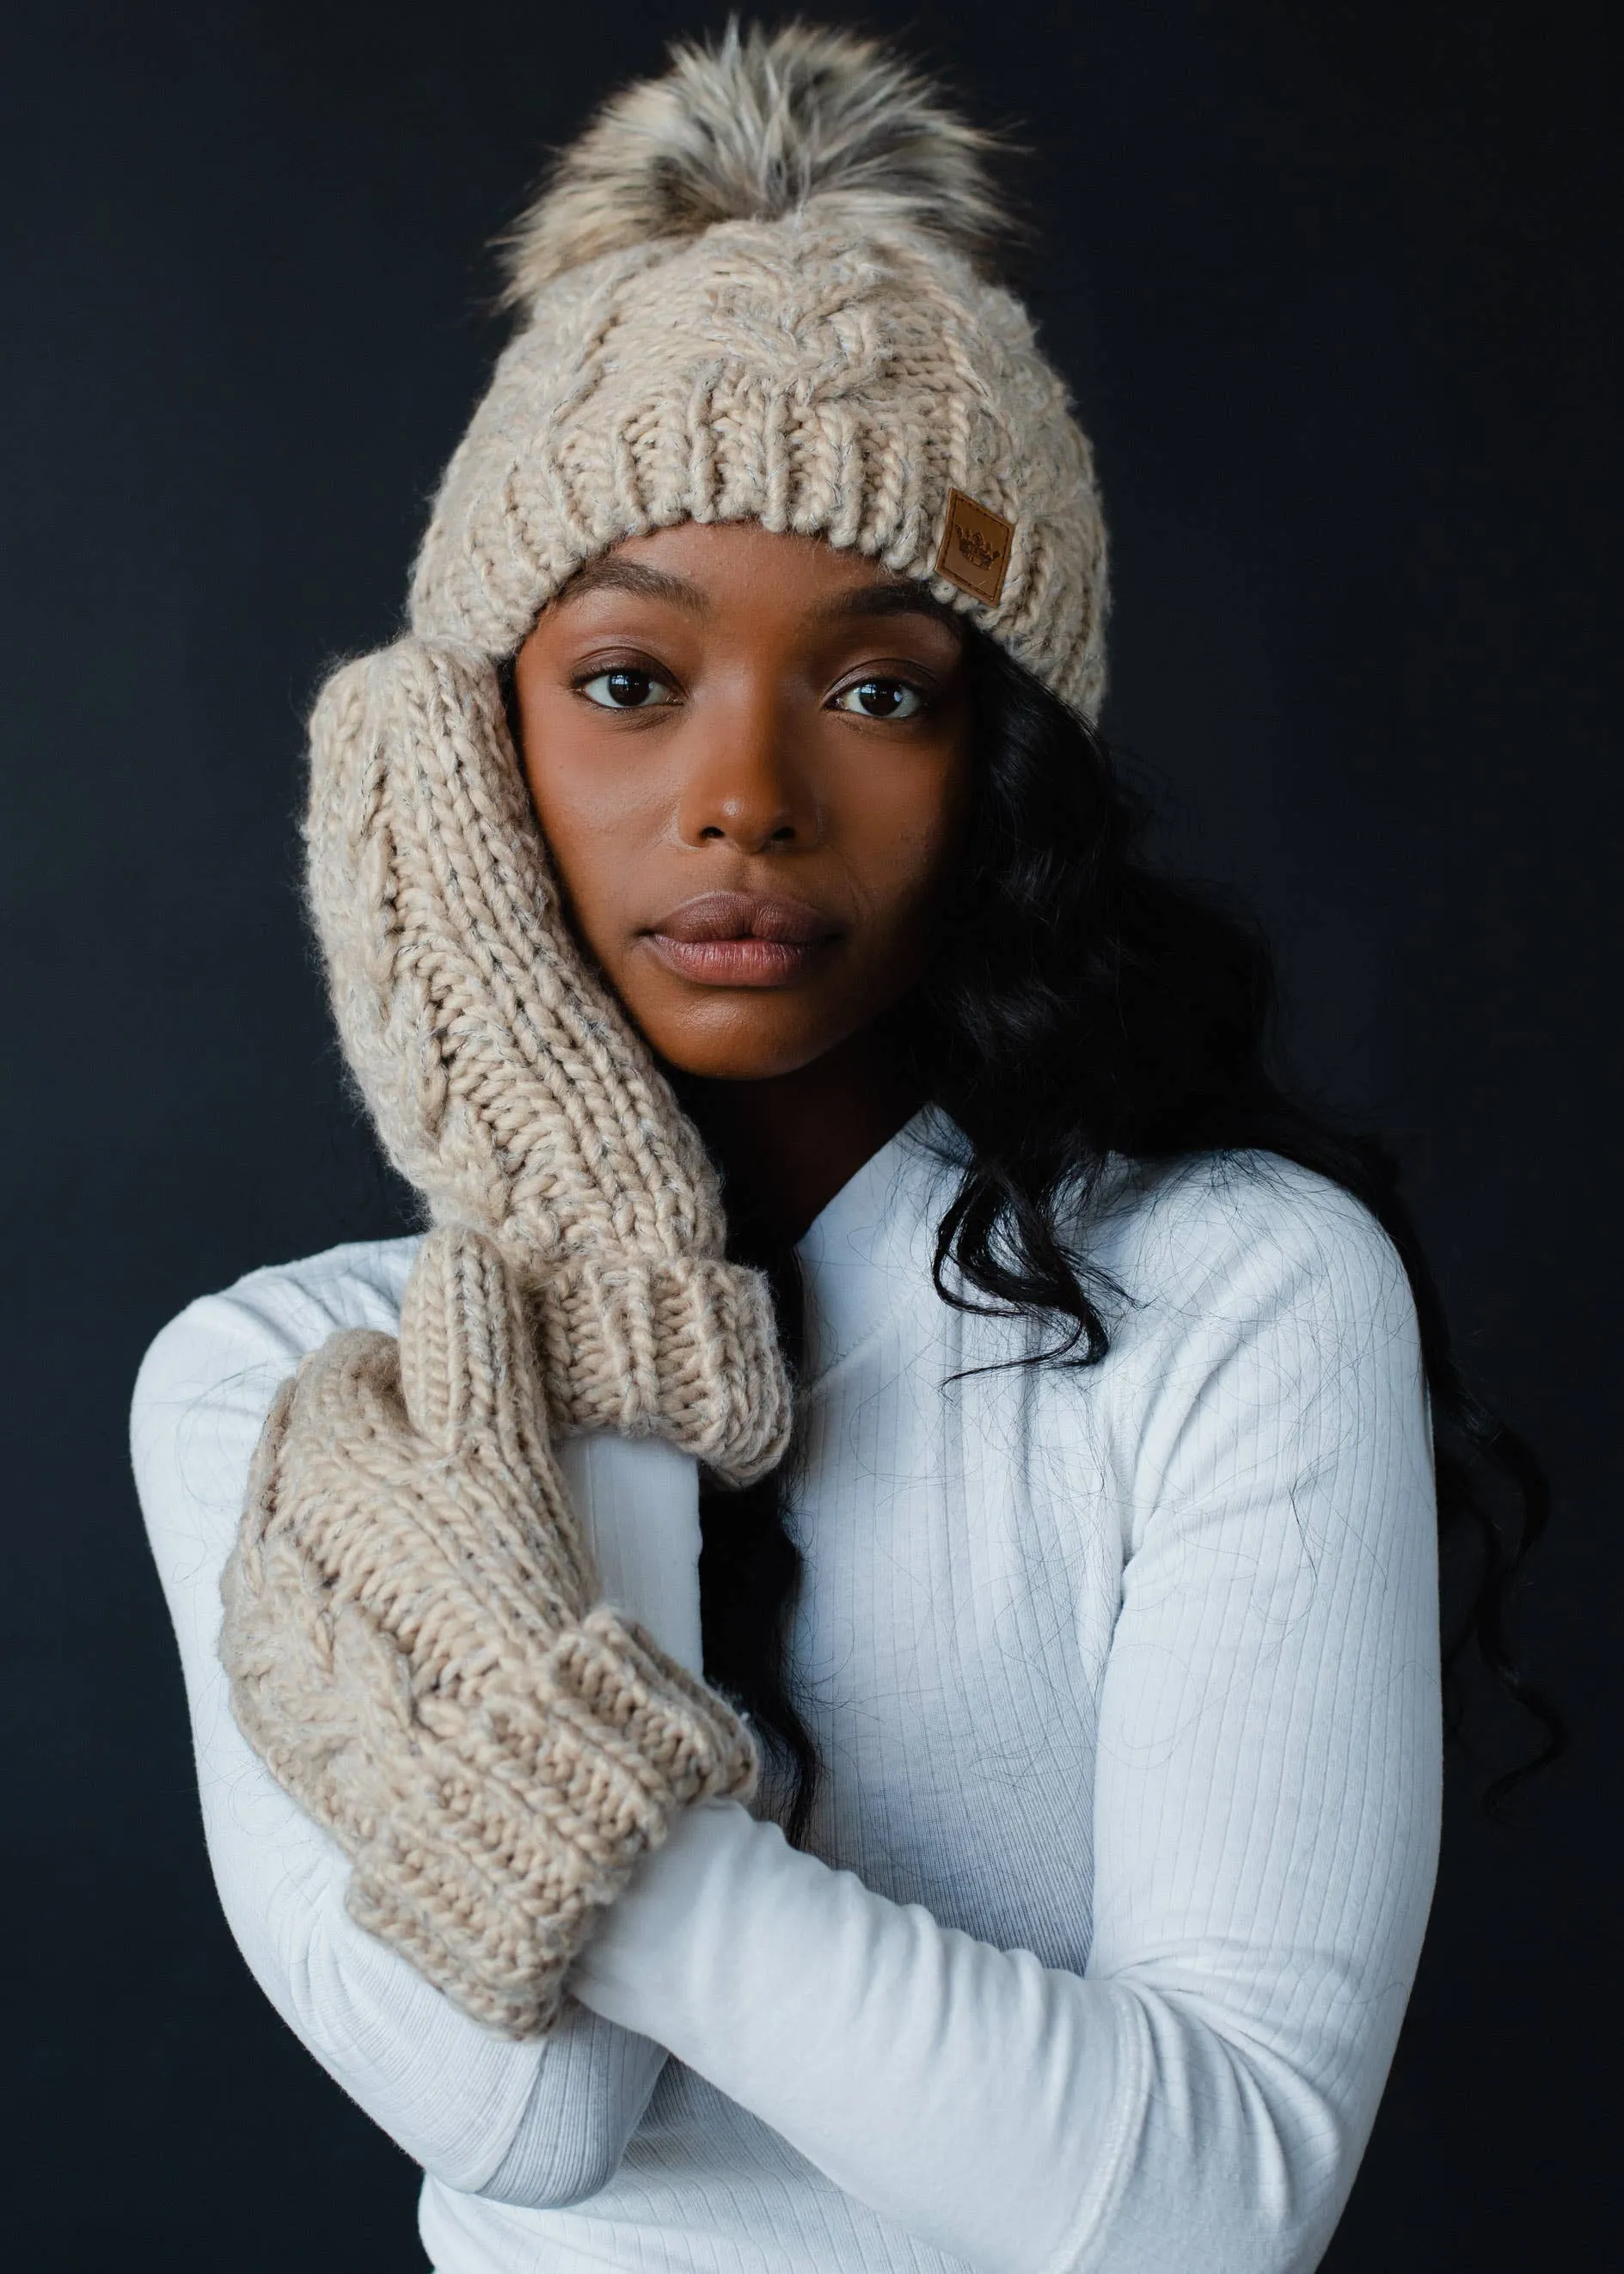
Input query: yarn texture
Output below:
<box><xmin>414</xmin><ymin>22</ymin><xmax>1110</xmax><ymax>718</ymax></box>
<box><xmin>306</xmin><ymin>20</ymin><xmax>1109</xmax><ymax>1409</ymax></box>
<box><xmin>221</xmin><ymin>1224</ymin><xmax>758</xmax><ymax>2040</ymax></box>
<box><xmin>218</xmin><ymin>21</ymin><xmax>1112</xmax><ymax>2038</ymax></box>
<box><xmin>304</xmin><ymin>634</ymin><xmax>791</xmax><ymax>1481</ymax></box>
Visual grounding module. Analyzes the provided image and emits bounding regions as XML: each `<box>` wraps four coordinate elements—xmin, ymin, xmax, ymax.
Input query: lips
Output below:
<box><xmin>643</xmin><ymin>892</ymin><xmax>839</xmax><ymax>987</ymax></box>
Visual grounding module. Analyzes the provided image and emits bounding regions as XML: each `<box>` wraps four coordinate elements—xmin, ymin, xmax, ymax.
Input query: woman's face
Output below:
<box><xmin>512</xmin><ymin>520</ymin><xmax>973</xmax><ymax>1081</ymax></box>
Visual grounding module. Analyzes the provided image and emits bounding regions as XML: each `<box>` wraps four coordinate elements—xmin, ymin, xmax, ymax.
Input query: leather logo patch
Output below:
<box><xmin>935</xmin><ymin>487</ymin><xmax>1014</xmax><ymax>605</ymax></box>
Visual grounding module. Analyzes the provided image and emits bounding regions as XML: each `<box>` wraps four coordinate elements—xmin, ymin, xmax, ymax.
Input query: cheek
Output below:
<box><xmin>521</xmin><ymin>737</ymin><xmax>664</xmax><ymax>959</ymax></box>
<box><xmin>839</xmin><ymin>757</ymin><xmax>971</xmax><ymax>942</ymax></box>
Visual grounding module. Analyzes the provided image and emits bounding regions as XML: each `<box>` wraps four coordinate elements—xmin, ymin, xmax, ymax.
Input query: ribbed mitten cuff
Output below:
<box><xmin>527</xmin><ymin>1253</ymin><xmax>792</xmax><ymax>1485</ymax></box>
<box><xmin>340</xmin><ymin>1603</ymin><xmax>757</xmax><ymax>2039</ymax></box>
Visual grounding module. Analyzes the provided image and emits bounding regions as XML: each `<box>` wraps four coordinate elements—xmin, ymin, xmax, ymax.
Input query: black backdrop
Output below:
<box><xmin>3</xmin><ymin>3</ymin><xmax>1616</xmax><ymax>2267</ymax></box>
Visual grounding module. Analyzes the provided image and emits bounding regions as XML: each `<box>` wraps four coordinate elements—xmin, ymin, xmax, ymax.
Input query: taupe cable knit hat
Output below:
<box><xmin>306</xmin><ymin>21</ymin><xmax>1109</xmax><ymax>1483</ymax></box>
<box><xmin>413</xmin><ymin>21</ymin><xmax>1109</xmax><ymax>709</ymax></box>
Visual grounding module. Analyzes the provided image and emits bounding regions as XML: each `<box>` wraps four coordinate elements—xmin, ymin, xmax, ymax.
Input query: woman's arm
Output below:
<box><xmin>571</xmin><ymin>1174</ymin><xmax>1443</xmax><ymax>2273</ymax></box>
<box><xmin>131</xmin><ymin>1273</ymin><xmax>696</xmax><ymax>2207</ymax></box>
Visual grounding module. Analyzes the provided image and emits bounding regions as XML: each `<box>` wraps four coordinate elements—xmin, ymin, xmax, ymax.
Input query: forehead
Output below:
<box><xmin>549</xmin><ymin>521</ymin><xmax>966</xmax><ymax>640</ymax></box>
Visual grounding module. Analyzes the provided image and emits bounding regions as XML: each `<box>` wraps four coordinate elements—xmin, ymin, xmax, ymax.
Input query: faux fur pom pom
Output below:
<box><xmin>500</xmin><ymin>19</ymin><xmax>1010</xmax><ymax>302</ymax></box>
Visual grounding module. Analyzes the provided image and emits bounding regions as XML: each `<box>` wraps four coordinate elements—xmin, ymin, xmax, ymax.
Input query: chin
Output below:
<box><xmin>634</xmin><ymin>1002</ymin><xmax>847</xmax><ymax>1085</ymax></box>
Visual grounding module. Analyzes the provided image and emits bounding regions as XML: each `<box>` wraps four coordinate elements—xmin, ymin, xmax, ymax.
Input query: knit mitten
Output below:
<box><xmin>303</xmin><ymin>634</ymin><xmax>793</xmax><ymax>1484</ymax></box>
<box><xmin>220</xmin><ymin>1224</ymin><xmax>758</xmax><ymax>2041</ymax></box>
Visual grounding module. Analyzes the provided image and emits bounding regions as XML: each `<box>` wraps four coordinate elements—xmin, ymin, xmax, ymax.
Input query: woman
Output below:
<box><xmin>131</xmin><ymin>23</ymin><xmax>1547</xmax><ymax>2273</ymax></box>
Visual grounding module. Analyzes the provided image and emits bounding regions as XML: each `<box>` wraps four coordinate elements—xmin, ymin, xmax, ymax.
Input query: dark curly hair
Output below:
<box><xmin>687</xmin><ymin>627</ymin><xmax>1562</xmax><ymax>1848</ymax></box>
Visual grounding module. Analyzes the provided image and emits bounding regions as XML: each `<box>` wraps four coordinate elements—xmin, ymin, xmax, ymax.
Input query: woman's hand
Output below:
<box><xmin>218</xmin><ymin>1223</ymin><xmax>757</xmax><ymax>2040</ymax></box>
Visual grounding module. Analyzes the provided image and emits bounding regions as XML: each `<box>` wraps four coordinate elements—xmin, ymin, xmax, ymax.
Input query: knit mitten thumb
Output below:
<box><xmin>220</xmin><ymin>1223</ymin><xmax>758</xmax><ymax>2040</ymax></box>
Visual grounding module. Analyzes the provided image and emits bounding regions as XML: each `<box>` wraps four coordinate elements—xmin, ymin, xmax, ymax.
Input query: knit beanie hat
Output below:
<box><xmin>304</xmin><ymin>22</ymin><xmax>1109</xmax><ymax>1480</ymax></box>
<box><xmin>415</xmin><ymin>21</ymin><xmax>1108</xmax><ymax>710</ymax></box>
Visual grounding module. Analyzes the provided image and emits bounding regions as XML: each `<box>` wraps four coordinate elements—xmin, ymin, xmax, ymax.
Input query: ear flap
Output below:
<box><xmin>303</xmin><ymin>635</ymin><xmax>727</xmax><ymax>1268</ymax></box>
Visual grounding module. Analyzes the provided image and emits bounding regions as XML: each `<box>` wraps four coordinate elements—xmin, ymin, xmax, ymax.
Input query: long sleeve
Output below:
<box><xmin>131</xmin><ymin>1267</ymin><xmax>704</xmax><ymax>2208</ymax></box>
<box><xmin>570</xmin><ymin>1175</ymin><xmax>1443</xmax><ymax>2272</ymax></box>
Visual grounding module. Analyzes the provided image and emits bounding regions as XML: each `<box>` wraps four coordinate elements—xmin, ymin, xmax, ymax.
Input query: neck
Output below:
<box><xmin>679</xmin><ymin>1028</ymin><xmax>922</xmax><ymax>1251</ymax></box>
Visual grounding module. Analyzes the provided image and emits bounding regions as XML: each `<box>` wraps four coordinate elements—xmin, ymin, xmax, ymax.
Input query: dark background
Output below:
<box><xmin>2</xmin><ymin>1</ymin><xmax>1616</xmax><ymax>2266</ymax></box>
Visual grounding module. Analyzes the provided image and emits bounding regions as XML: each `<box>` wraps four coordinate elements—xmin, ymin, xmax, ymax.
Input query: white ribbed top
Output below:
<box><xmin>131</xmin><ymin>1117</ymin><xmax>1441</xmax><ymax>2274</ymax></box>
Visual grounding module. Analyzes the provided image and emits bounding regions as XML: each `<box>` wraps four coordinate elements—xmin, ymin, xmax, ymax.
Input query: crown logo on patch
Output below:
<box><xmin>934</xmin><ymin>487</ymin><xmax>1014</xmax><ymax>604</ymax></box>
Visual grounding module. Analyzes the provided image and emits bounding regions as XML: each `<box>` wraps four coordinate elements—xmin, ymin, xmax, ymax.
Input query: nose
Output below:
<box><xmin>674</xmin><ymin>689</ymin><xmax>817</xmax><ymax>855</ymax></box>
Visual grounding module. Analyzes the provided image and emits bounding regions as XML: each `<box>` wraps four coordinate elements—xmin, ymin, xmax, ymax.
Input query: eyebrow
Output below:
<box><xmin>550</xmin><ymin>554</ymin><xmax>963</xmax><ymax>636</ymax></box>
<box><xmin>812</xmin><ymin>580</ymin><xmax>965</xmax><ymax>634</ymax></box>
<box><xmin>552</xmin><ymin>557</ymin><xmax>708</xmax><ymax>612</ymax></box>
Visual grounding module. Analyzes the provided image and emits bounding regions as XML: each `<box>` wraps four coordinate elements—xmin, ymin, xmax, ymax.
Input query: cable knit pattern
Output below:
<box><xmin>304</xmin><ymin>636</ymin><xmax>789</xmax><ymax>1480</ymax></box>
<box><xmin>219</xmin><ymin>1224</ymin><xmax>758</xmax><ymax>2041</ymax></box>
<box><xmin>411</xmin><ymin>218</ymin><xmax>1107</xmax><ymax>717</ymax></box>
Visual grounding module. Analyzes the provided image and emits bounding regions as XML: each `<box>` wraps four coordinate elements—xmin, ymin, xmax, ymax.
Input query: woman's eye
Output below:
<box><xmin>578</xmin><ymin>667</ymin><xmax>678</xmax><ymax>710</ymax></box>
<box><xmin>833</xmin><ymin>677</ymin><xmax>925</xmax><ymax>720</ymax></box>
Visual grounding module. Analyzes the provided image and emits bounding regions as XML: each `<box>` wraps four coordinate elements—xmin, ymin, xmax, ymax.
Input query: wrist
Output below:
<box><xmin>555</xmin><ymin>1431</ymin><xmax>704</xmax><ymax>1675</ymax></box>
<box><xmin>570</xmin><ymin>1797</ymin><xmax>763</xmax><ymax>2042</ymax></box>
